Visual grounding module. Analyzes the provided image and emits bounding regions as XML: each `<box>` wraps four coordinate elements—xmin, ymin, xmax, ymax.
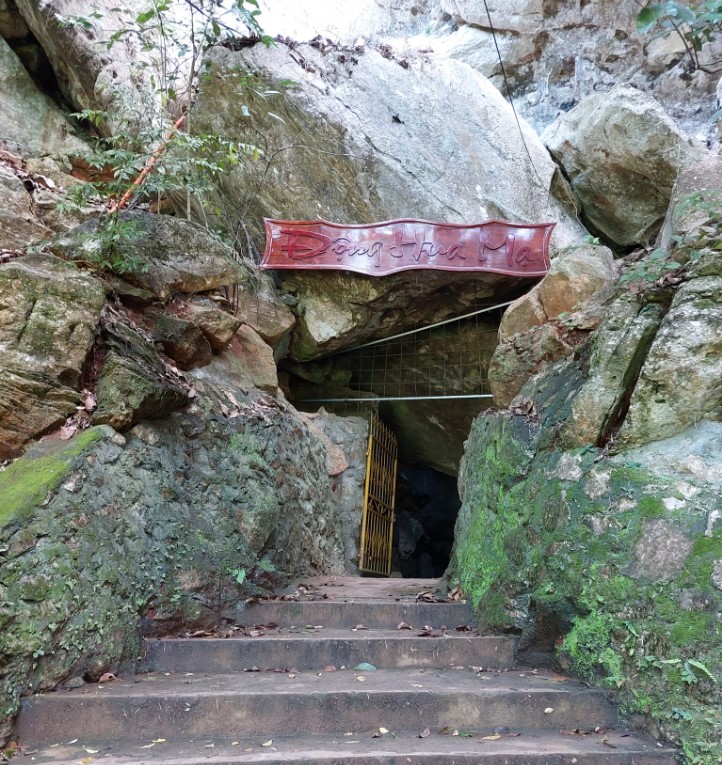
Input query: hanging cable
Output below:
<box><xmin>481</xmin><ymin>0</ymin><xmax>546</xmax><ymax>188</ymax></box>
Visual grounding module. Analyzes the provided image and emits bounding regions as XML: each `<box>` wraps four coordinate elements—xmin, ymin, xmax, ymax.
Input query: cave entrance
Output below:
<box><xmin>288</xmin><ymin>300</ymin><xmax>510</xmax><ymax>578</ymax></box>
<box><xmin>357</xmin><ymin>413</ymin><xmax>462</xmax><ymax>579</ymax></box>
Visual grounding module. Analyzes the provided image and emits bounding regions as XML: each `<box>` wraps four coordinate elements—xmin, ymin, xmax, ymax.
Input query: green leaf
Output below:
<box><xmin>135</xmin><ymin>9</ymin><xmax>157</xmax><ymax>24</ymax></box>
<box><xmin>234</xmin><ymin>568</ymin><xmax>246</xmax><ymax>585</ymax></box>
<box><xmin>636</xmin><ymin>4</ymin><xmax>669</xmax><ymax>33</ymax></box>
<box><xmin>686</xmin><ymin>658</ymin><xmax>717</xmax><ymax>682</ymax></box>
<box><xmin>671</xmin><ymin>2</ymin><xmax>696</xmax><ymax>23</ymax></box>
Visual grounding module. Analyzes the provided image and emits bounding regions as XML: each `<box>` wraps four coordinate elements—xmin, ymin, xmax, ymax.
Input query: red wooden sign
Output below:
<box><xmin>261</xmin><ymin>218</ymin><xmax>554</xmax><ymax>277</ymax></box>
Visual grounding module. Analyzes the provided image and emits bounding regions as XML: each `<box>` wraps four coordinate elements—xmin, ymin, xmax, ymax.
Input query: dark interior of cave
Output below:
<box><xmin>392</xmin><ymin>461</ymin><xmax>460</xmax><ymax>578</ymax></box>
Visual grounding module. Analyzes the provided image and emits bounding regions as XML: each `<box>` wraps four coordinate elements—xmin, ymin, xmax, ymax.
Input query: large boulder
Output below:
<box><xmin>543</xmin><ymin>86</ymin><xmax>699</xmax><ymax>248</ymax></box>
<box><xmin>499</xmin><ymin>243</ymin><xmax>617</xmax><ymax>340</ymax></box>
<box><xmin>50</xmin><ymin>211</ymin><xmax>253</xmax><ymax>301</ymax></box>
<box><xmin>0</xmin><ymin>37</ymin><xmax>88</xmax><ymax>161</ymax></box>
<box><xmin>489</xmin><ymin>243</ymin><xmax>618</xmax><ymax>407</ymax></box>
<box><xmin>0</xmin><ymin>253</ymin><xmax>105</xmax><ymax>458</ymax></box>
<box><xmin>12</xmin><ymin>0</ymin><xmax>161</xmax><ymax>122</ymax></box>
<box><xmin>191</xmin><ymin>41</ymin><xmax>587</xmax><ymax>359</ymax></box>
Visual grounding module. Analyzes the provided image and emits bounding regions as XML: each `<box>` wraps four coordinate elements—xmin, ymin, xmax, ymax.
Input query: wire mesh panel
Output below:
<box><xmin>359</xmin><ymin>415</ymin><xmax>398</xmax><ymax>576</ymax></box>
<box><xmin>336</xmin><ymin>303</ymin><xmax>504</xmax><ymax>401</ymax></box>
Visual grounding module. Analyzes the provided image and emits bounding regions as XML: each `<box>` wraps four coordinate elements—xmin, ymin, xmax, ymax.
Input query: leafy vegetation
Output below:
<box><xmin>636</xmin><ymin>1</ymin><xmax>722</xmax><ymax>73</ymax></box>
<box><xmin>621</xmin><ymin>190</ymin><xmax>722</xmax><ymax>287</ymax></box>
<box><xmin>58</xmin><ymin>0</ymin><xmax>279</xmax><ymax>273</ymax></box>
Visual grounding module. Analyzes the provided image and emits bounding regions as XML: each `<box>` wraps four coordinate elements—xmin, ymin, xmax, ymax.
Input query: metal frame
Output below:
<box><xmin>358</xmin><ymin>415</ymin><xmax>398</xmax><ymax>576</ymax></box>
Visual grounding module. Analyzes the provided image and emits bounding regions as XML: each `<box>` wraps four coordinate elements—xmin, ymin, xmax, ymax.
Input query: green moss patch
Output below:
<box><xmin>0</xmin><ymin>429</ymin><xmax>103</xmax><ymax>529</ymax></box>
<box><xmin>451</xmin><ymin>412</ymin><xmax>722</xmax><ymax>764</ymax></box>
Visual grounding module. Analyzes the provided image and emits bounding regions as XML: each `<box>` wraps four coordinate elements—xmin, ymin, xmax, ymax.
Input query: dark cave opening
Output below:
<box><xmin>392</xmin><ymin>461</ymin><xmax>460</xmax><ymax>578</ymax></box>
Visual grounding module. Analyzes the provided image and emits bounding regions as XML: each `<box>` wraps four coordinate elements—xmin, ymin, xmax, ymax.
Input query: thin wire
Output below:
<box><xmin>342</xmin><ymin>299</ymin><xmax>515</xmax><ymax>354</ymax></box>
<box><xmin>482</xmin><ymin>0</ymin><xmax>546</xmax><ymax>188</ymax></box>
<box><xmin>300</xmin><ymin>394</ymin><xmax>495</xmax><ymax>403</ymax></box>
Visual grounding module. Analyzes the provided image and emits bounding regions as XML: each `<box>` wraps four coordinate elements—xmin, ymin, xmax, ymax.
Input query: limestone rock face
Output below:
<box><xmin>499</xmin><ymin>244</ymin><xmax>617</xmax><ymax>341</ymax></box>
<box><xmin>0</xmin><ymin>254</ymin><xmax>105</xmax><ymax>458</ymax></box>
<box><xmin>0</xmin><ymin>37</ymin><xmax>88</xmax><ymax>160</ymax></box>
<box><xmin>617</xmin><ymin>275</ymin><xmax>722</xmax><ymax>447</ymax></box>
<box><xmin>92</xmin><ymin>322</ymin><xmax>190</xmax><ymax>430</ymax></box>
<box><xmin>614</xmin><ymin>153</ymin><xmax>722</xmax><ymax>449</ymax></box>
<box><xmin>234</xmin><ymin>276</ymin><xmax>296</xmax><ymax>349</ymax></box>
<box><xmin>0</xmin><ymin>384</ymin><xmax>348</xmax><ymax>742</ymax></box>
<box><xmin>212</xmin><ymin>326</ymin><xmax>279</xmax><ymax>394</ymax></box>
<box><xmin>543</xmin><ymin>86</ymin><xmax>697</xmax><ymax>247</ymax></box>
<box><xmin>0</xmin><ymin>165</ymin><xmax>53</xmax><ymax>250</ymax></box>
<box><xmin>301</xmin><ymin>410</ymin><xmax>369</xmax><ymax>571</ymax></box>
<box><xmin>489</xmin><ymin>244</ymin><xmax>618</xmax><ymax>407</ymax></box>
<box><xmin>488</xmin><ymin>323</ymin><xmax>573</xmax><ymax>408</ymax></box>
<box><xmin>441</xmin><ymin>0</ymin><xmax>542</xmax><ymax>34</ymax></box>
<box><xmin>560</xmin><ymin>293</ymin><xmax>667</xmax><ymax>448</ymax></box>
<box><xmin>170</xmin><ymin>297</ymin><xmax>242</xmax><ymax>352</ymax></box>
<box><xmin>13</xmin><ymin>0</ymin><xmax>162</xmax><ymax>121</ymax></box>
<box><xmin>192</xmin><ymin>41</ymin><xmax>586</xmax><ymax>359</ymax></box>
<box><xmin>451</xmin><ymin>192</ymin><xmax>722</xmax><ymax>758</ymax></box>
<box><xmin>50</xmin><ymin>212</ymin><xmax>250</xmax><ymax>301</ymax></box>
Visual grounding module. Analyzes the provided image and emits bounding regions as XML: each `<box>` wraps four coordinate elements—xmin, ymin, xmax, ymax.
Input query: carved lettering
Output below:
<box><xmin>280</xmin><ymin>229</ymin><xmax>332</xmax><ymax>260</ymax></box>
<box><xmin>262</xmin><ymin>218</ymin><xmax>554</xmax><ymax>278</ymax></box>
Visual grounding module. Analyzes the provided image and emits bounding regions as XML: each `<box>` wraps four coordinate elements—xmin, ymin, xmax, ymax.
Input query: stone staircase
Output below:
<box><xmin>17</xmin><ymin>578</ymin><xmax>677</xmax><ymax>764</ymax></box>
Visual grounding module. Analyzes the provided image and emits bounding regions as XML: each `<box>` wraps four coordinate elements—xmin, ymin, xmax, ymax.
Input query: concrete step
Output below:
<box><xmin>19</xmin><ymin>668</ymin><xmax>620</xmax><ymax>746</ymax></box>
<box><xmin>18</xmin><ymin>728</ymin><xmax>678</xmax><ymax>764</ymax></box>
<box><xmin>236</xmin><ymin>600</ymin><xmax>474</xmax><ymax>629</ymax></box>
<box><xmin>141</xmin><ymin>630</ymin><xmax>516</xmax><ymax>673</ymax></box>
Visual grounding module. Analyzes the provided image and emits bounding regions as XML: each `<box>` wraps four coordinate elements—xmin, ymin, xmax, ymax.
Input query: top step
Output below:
<box><xmin>236</xmin><ymin>577</ymin><xmax>473</xmax><ymax>629</ymax></box>
<box><xmin>238</xmin><ymin>600</ymin><xmax>474</xmax><ymax>629</ymax></box>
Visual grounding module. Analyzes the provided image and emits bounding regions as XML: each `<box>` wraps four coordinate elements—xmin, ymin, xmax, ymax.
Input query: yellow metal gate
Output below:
<box><xmin>359</xmin><ymin>415</ymin><xmax>398</xmax><ymax>576</ymax></box>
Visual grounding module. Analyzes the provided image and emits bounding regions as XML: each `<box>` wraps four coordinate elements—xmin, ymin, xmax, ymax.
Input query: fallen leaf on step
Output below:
<box><xmin>98</xmin><ymin>673</ymin><xmax>116</xmax><ymax>683</ymax></box>
<box><xmin>397</xmin><ymin>622</ymin><xmax>412</xmax><ymax>630</ymax></box>
<box><xmin>83</xmin><ymin>747</ymin><xmax>99</xmax><ymax>753</ymax></box>
<box><xmin>544</xmin><ymin>707</ymin><xmax>554</xmax><ymax>714</ymax></box>
<box><xmin>152</xmin><ymin>739</ymin><xmax>166</xmax><ymax>743</ymax></box>
<box><xmin>261</xmin><ymin>740</ymin><xmax>273</xmax><ymax>747</ymax></box>
<box><xmin>353</xmin><ymin>624</ymin><xmax>368</xmax><ymax>631</ymax></box>
<box><xmin>140</xmin><ymin>743</ymin><xmax>155</xmax><ymax>749</ymax></box>
<box><xmin>419</xmin><ymin>728</ymin><xmax>430</xmax><ymax>738</ymax></box>
<box><xmin>80</xmin><ymin>758</ymin><xmax>93</xmax><ymax>764</ymax></box>
<box><xmin>482</xmin><ymin>734</ymin><xmax>501</xmax><ymax>740</ymax></box>
<box><xmin>602</xmin><ymin>737</ymin><xmax>616</xmax><ymax>749</ymax></box>
<box><xmin>356</xmin><ymin>676</ymin><xmax>366</xmax><ymax>682</ymax></box>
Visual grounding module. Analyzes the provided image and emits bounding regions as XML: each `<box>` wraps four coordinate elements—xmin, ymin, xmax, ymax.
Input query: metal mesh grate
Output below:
<box><xmin>300</xmin><ymin>301</ymin><xmax>508</xmax><ymax>403</ymax></box>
